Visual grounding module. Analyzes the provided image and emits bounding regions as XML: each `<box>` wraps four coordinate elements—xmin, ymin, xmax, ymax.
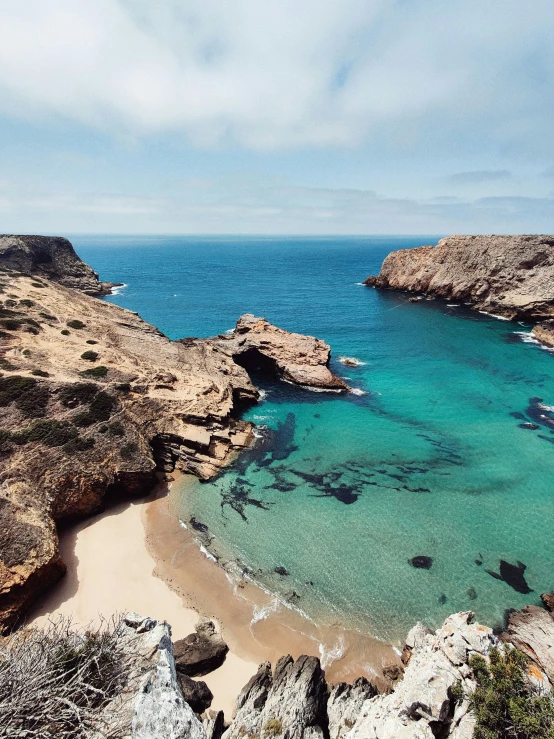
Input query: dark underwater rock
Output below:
<box><xmin>485</xmin><ymin>559</ymin><xmax>533</xmax><ymax>594</ymax></box>
<box><xmin>518</xmin><ymin>422</ymin><xmax>540</xmax><ymax>430</ymax></box>
<box><xmin>409</xmin><ymin>555</ymin><xmax>433</xmax><ymax>569</ymax></box>
<box><xmin>467</xmin><ymin>587</ymin><xmax>477</xmax><ymax>600</ymax></box>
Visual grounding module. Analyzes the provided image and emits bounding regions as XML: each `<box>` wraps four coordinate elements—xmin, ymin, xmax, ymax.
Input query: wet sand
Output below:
<box><xmin>145</xmin><ymin>476</ymin><xmax>401</xmax><ymax>691</ymax></box>
<box><xmin>29</xmin><ymin>492</ymin><xmax>258</xmax><ymax>717</ymax></box>
<box><xmin>30</xmin><ymin>475</ymin><xmax>400</xmax><ymax>719</ymax></box>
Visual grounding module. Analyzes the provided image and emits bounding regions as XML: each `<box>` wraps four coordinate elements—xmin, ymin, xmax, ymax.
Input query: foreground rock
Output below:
<box><xmin>0</xmin><ymin>234</ymin><xmax>118</xmax><ymax>296</ymax></box>
<box><xmin>365</xmin><ymin>234</ymin><xmax>554</xmax><ymax>323</ymax></box>
<box><xmin>501</xmin><ymin>591</ymin><xmax>554</xmax><ymax>680</ymax></box>
<box><xmin>174</xmin><ymin>619</ymin><xmax>229</xmax><ymax>677</ymax></box>
<box><xmin>224</xmin><ymin>654</ymin><xmax>329</xmax><ymax>739</ymax></box>
<box><xmin>533</xmin><ymin>319</ymin><xmax>554</xmax><ymax>348</ymax></box>
<box><xmin>0</xmin><ymin>242</ymin><xmax>346</xmax><ymax>631</ymax></box>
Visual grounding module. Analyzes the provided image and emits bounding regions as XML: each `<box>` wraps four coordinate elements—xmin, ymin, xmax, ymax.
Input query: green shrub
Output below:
<box><xmin>67</xmin><ymin>319</ymin><xmax>86</xmax><ymax>330</ymax></box>
<box><xmin>0</xmin><ymin>375</ymin><xmax>36</xmax><ymax>406</ymax></box>
<box><xmin>0</xmin><ymin>358</ymin><xmax>17</xmax><ymax>371</ymax></box>
<box><xmin>4</xmin><ymin>299</ymin><xmax>16</xmax><ymax>307</ymax></box>
<box><xmin>31</xmin><ymin>282</ymin><xmax>45</xmax><ymax>288</ymax></box>
<box><xmin>115</xmin><ymin>382</ymin><xmax>130</xmax><ymax>393</ymax></box>
<box><xmin>469</xmin><ymin>647</ymin><xmax>554</xmax><ymax>739</ymax></box>
<box><xmin>61</xmin><ymin>329</ymin><xmax>70</xmax><ymax>335</ymax></box>
<box><xmin>0</xmin><ymin>429</ymin><xmax>13</xmax><ymax>455</ymax></box>
<box><xmin>31</xmin><ymin>369</ymin><xmax>49</xmax><ymax>377</ymax></box>
<box><xmin>22</xmin><ymin>349</ymin><xmax>31</xmax><ymax>357</ymax></box>
<box><xmin>13</xmin><ymin>419</ymin><xmax>78</xmax><ymax>447</ymax></box>
<box><xmin>1</xmin><ymin>318</ymin><xmax>22</xmax><ymax>331</ymax></box>
<box><xmin>80</xmin><ymin>350</ymin><xmax>99</xmax><ymax>361</ymax></box>
<box><xmin>120</xmin><ymin>441</ymin><xmax>138</xmax><ymax>459</ymax></box>
<box><xmin>15</xmin><ymin>383</ymin><xmax>50</xmax><ymax>417</ymax></box>
<box><xmin>59</xmin><ymin>382</ymin><xmax>98</xmax><ymax>407</ymax></box>
<box><xmin>80</xmin><ymin>365</ymin><xmax>108</xmax><ymax>379</ymax></box>
<box><xmin>19</xmin><ymin>299</ymin><xmax>34</xmax><ymax>307</ymax></box>
<box><xmin>72</xmin><ymin>411</ymin><xmax>95</xmax><ymax>428</ymax></box>
<box><xmin>89</xmin><ymin>391</ymin><xmax>114</xmax><ymax>419</ymax></box>
<box><xmin>64</xmin><ymin>436</ymin><xmax>95</xmax><ymax>454</ymax></box>
<box><xmin>108</xmin><ymin>421</ymin><xmax>125</xmax><ymax>436</ymax></box>
<box><xmin>86</xmin><ymin>340</ymin><xmax>98</xmax><ymax>345</ymax></box>
<box><xmin>39</xmin><ymin>312</ymin><xmax>57</xmax><ymax>321</ymax></box>
<box><xmin>263</xmin><ymin>719</ymin><xmax>283</xmax><ymax>737</ymax></box>
<box><xmin>0</xmin><ymin>330</ymin><xmax>11</xmax><ymax>340</ymax></box>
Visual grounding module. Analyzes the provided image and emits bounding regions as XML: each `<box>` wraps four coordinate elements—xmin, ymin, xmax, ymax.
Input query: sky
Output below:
<box><xmin>0</xmin><ymin>0</ymin><xmax>553</xmax><ymax>235</ymax></box>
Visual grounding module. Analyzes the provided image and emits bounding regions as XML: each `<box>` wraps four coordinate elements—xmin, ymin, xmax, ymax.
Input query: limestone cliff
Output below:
<box><xmin>365</xmin><ymin>235</ymin><xmax>554</xmax><ymax>322</ymax></box>
<box><xmin>0</xmin><ymin>234</ymin><xmax>118</xmax><ymax>296</ymax></box>
<box><xmin>0</xmin><ymin>251</ymin><xmax>346</xmax><ymax>632</ymax></box>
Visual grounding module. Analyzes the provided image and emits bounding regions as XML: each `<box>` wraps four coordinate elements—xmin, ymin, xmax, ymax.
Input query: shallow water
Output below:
<box><xmin>75</xmin><ymin>234</ymin><xmax>554</xmax><ymax>642</ymax></box>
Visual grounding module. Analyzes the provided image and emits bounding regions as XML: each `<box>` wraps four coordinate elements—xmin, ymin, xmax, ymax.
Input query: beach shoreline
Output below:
<box><xmin>29</xmin><ymin>475</ymin><xmax>401</xmax><ymax>716</ymax></box>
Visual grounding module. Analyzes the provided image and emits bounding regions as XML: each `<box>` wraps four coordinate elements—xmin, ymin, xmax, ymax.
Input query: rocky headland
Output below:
<box><xmin>364</xmin><ymin>235</ymin><xmax>554</xmax><ymax>342</ymax></box>
<box><xmin>0</xmin><ymin>236</ymin><xmax>346</xmax><ymax>632</ymax></box>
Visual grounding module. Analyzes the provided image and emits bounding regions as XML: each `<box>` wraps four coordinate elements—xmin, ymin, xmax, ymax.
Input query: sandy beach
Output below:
<box><xmin>30</xmin><ymin>477</ymin><xmax>400</xmax><ymax>718</ymax></box>
<box><xmin>30</xmin><ymin>490</ymin><xmax>259</xmax><ymax>717</ymax></box>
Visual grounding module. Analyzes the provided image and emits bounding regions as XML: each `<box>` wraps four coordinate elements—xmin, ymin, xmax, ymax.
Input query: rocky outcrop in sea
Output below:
<box><xmin>364</xmin><ymin>235</ymin><xmax>554</xmax><ymax>328</ymax></box>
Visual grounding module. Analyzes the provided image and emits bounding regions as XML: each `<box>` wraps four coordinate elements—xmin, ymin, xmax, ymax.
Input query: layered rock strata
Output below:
<box><xmin>0</xmin><ymin>234</ymin><xmax>119</xmax><ymax>296</ymax></box>
<box><xmin>0</xmin><ymin>259</ymin><xmax>345</xmax><ymax>632</ymax></box>
<box><xmin>365</xmin><ymin>235</ymin><xmax>554</xmax><ymax>323</ymax></box>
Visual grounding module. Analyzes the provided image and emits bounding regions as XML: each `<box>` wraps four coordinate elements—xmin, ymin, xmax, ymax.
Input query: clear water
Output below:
<box><xmin>74</xmin><ymin>234</ymin><xmax>554</xmax><ymax>642</ymax></box>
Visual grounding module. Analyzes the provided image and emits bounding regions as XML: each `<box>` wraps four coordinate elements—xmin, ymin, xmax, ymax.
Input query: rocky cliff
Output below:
<box><xmin>9</xmin><ymin>604</ymin><xmax>550</xmax><ymax>738</ymax></box>
<box><xmin>0</xmin><ymin>249</ymin><xmax>346</xmax><ymax>632</ymax></box>
<box><xmin>365</xmin><ymin>235</ymin><xmax>554</xmax><ymax>323</ymax></box>
<box><xmin>0</xmin><ymin>234</ymin><xmax>119</xmax><ymax>295</ymax></box>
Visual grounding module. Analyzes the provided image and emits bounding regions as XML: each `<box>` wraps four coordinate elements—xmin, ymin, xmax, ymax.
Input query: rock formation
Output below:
<box><xmin>173</xmin><ymin>619</ymin><xmax>229</xmax><ymax>677</ymax></box>
<box><xmin>532</xmin><ymin>319</ymin><xmax>554</xmax><ymax>348</ymax></box>
<box><xmin>0</xmin><ymin>234</ymin><xmax>119</xmax><ymax>296</ymax></box>
<box><xmin>0</xmin><ymin>245</ymin><xmax>346</xmax><ymax>632</ymax></box>
<box><xmin>501</xmin><ymin>591</ymin><xmax>554</xmax><ymax>681</ymax></box>
<box><xmin>211</xmin><ymin>313</ymin><xmax>348</xmax><ymax>391</ymax></box>
<box><xmin>365</xmin><ymin>235</ymin><xmax>554</xmax><ymax>323</ymax></box>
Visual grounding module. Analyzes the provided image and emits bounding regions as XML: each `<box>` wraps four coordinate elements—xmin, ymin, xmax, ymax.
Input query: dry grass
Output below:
<box><xmin>0</xmin><ymin>616</ymin><xmax>134</xmax><ymax>738</ymax></box>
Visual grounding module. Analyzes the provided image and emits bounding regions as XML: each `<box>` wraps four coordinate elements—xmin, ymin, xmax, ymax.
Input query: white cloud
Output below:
<box><xmin>0</xmin><ymin>0</ymin><xmax>552</xmax><ymax>150</ymax></box>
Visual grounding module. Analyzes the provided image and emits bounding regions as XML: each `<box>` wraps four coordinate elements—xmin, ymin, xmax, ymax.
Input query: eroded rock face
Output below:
<box><xmin>533</xmin><ymin>319</ymin><xmax>554</xmax><ymax>348</ymax></box>
<box><xmin>224</xmin><ymin>655</ymin><xmax>329</xmax><ymax>739</ymax></box>
<box><xmin>0</xmin><ymin>235</ymin><xmax>118</xmax><ymax>296</ymax></box>
<box><xmin>365</xmin><ymin>235</ymin><xmax>554</xmax><ymax>322</ymax></box>
<box><xmin>177</xmin><ymin>674</ymin><xmax>214</xmax><ymax>714</ymax></box>
<box><xmin>502</xmin><ymin>603</ymin><xmax>554</xmax><ymax>680</ymax></box>
<box><xmin>173</xmin><ymin>619</ymin><xmax>229</xmax><ymax>677</ymax></box>
<box><xmin>212</xmin><ymin>314</ymin><xmax>348</xmax><ymax>391</ymax></box>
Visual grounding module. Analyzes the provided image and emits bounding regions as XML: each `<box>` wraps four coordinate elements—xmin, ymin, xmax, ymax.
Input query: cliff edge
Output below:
<box><xmin>0</xmin><ymin>234</ymin><xmax>119</xmax><ymax>296</ymax></box>
<box><xmin>365</xmin><ymin>235</ymin><xmax>554</xmax><ymax>324</ymax></box>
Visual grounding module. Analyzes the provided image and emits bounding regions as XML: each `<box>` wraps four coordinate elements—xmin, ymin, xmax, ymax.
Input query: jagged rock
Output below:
<box><xmin>502</xmin><ymin>604</ymin><xmax>554</xmax><ymax>680</ymax></box>
<box><xmin>177</xmin><ymin>673</ymin><xmax>214</xmax><ymax>714</ymax></box>
<box><xmin>224</xmin><ymin>655</ymin><xmax>329</xmax><ymax>739</ymax></box>
<box><xmin>327</xmin><ymin>677</ymin><xmax>377</xmax><ymax>739</ymax></box>
<box><xmin>174</xmin><ymin>619</ymin><xmax>229</xmax><ymax>677</ymax></box>
<box><xmin>365</xmin><ymin>234</ymin><xmax>554</xmax><ymax>322</ymax></box>
<box><xmin>344</xmin><ymin>612</ymin><xmax>496</xmax><ymax>739</ymax></box>
<box><xmin>203</xmin><ymin>710</ymin><xmax>225</xmax><ymax>739</ymax></box>
<box><xmin>402</xmin><ymin>622</ymin><xmax>433</xmax><ymax>665</ymax></box>
<box><xmin>533</xmin><ymin>320</ymin><xmax>554</xmax><ymax>347</ymax></box>
<box><xmin>212</xmin><ymin>314</ymin><xmax>348</xmax><ymax>391</ymax></box>
<box><xmin>111</xmin><ymin>614</ymin><xmax>207</xmax><ymax>739</ymax></box>
<box><xmin>542</xmin><ymin>591</ymin><xmax>554</xmax><ymax>612</ymax></box>
<box><xmin>0</xmin><ymin>234</ymin><xmax>118</xmax><ymax>295</ymax></box>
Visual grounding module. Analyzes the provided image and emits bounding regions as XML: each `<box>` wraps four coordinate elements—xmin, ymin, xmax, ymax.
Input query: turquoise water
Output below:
<box><xmin>75</xmin><ymin>235</ymin><xmax>554</xmax><ymax>642</ymax></box>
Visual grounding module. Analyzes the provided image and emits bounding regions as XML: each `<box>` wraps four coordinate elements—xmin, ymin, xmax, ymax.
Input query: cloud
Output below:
<box><xmin>0</xmin><ymin>0</ymin><xmax>552</xmax><ymax>150</ymax></box>
<box><xmin>1</xmin><ymin>178</ymin><xmax>552</xmax><ymax>235</ymax></box>
<box><xmin>447</xmin><ymin>170</ymin><xmax>512</xmax><ymax>186</ymax></box>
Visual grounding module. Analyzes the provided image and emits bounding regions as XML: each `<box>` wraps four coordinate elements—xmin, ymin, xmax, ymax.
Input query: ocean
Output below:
<box><xmin>74</xmin><ymin>234</ymin><xmax>554</xmax><ymax>643</ymax></box>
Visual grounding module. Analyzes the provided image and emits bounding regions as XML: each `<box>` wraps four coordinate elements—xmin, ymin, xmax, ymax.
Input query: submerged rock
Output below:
<box><xmin>485</xmin><ymin>559</ymin><xmax>533</xmax><ymax>594</ymax></box>
<box><xmin>173</xmin><ymin>619</ymin><xmax>229</xmax><ymax>677</ymax></box>
<box><xmin>409</xmin><ymin>555</ymin><xmax>433</xmax><ymax>570</ymax></box>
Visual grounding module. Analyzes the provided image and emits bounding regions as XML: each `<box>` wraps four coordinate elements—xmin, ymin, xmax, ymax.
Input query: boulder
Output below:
<box><xmin>502</xmin><ymin>604</ymin><xmax>554</xmax><ymax>680</ymax></box>
<box><xmin>177</xmin><ymin>673</ymin><xmax>214</xmax><ymax>714</ymax></box>
<box><xmin>173</xmin><ymin>619</ymin><xmax>229</xmax><ymax>677</ymax></box>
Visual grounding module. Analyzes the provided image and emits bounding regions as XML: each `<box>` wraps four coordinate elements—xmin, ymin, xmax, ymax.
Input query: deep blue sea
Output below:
<box><xmin>74</xmin><ymin>235</ymin><xmax>554</xmax><ymax>642</ymax></box>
